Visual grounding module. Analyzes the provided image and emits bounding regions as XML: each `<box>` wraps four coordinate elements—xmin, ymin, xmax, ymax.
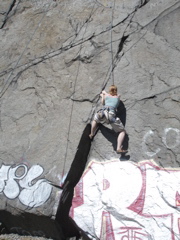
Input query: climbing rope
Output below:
<box><xmin>61</xmin><ymin>2</ymin><xmax>97</xmax><ymax>183</ymax></box>
<box><xmin>110</xmin><ymin>0</ymin><xmax>115</xmax><ymax>85</ymax></box>
<box><xmin>88</xmin><ymin>1</ymin><xmax>116</xmax><ymax>123</ymax></box>
<box><xmin>0</xmin><ymin>1</ymin><xmax>52</xmax><ymax>99</ymax></box>
<box><xmin>88</xmin><ymin>2</ymin><xmax>145</xmax><ymax>123</ymax></box>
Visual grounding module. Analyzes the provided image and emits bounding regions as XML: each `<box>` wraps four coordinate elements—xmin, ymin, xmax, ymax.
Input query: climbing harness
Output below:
<box><xmin>95</xmin><ymin>106</ymin><xmax>116</xmax><ymax>124</ymax></box>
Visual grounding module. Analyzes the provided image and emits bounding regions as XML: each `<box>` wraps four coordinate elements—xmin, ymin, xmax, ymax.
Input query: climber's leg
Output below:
<box><xmin>110</xmin><ymin>117</ymin><xmax>127</xmax><ymax>153</ymax></box>
<box><xmin>116</xmin><ymin>130</ymin><xmax>127</xmax><ymax>153</ymax></box>
<box><xmin>89</xmin><ymin>120</ymin><xmax>98</xmax><ymax>139</ymax></box>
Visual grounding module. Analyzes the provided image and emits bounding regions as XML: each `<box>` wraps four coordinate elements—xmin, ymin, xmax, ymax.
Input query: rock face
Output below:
<box><xmin>0</xmin><ymin>0</ymin><xmax>179</xmax><ymax>239</ymax></box>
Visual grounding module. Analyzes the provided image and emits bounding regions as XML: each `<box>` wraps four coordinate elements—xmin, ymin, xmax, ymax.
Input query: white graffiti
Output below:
<box><xmin>142</xmin><ymin>130</ymin><xmax>161</xmax><ymax>157</ymax></box>
<box><xmin>142</xmin><ymin>128</ymin><xmax>180</xmax><ymax>157</ymax></box>
<box><xmin>162</xmin><ymin>128</ymin><xmax>180</xmax><ymax>149</ymax></box>
<box><xmin>0</xmin><ymin>163</ymin><xmax>52</xmax><ymax>207</ymax></box>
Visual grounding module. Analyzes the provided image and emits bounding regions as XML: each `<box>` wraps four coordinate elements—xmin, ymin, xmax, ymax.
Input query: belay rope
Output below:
<box><xmin>61</xmin><ymin>2</ymin><xmax>97</xmax><ymax>184</ymax></box>
<box><xmin>110</xmin><ymin>0</ymin><xmax>115</xmax><ymax>86</ymax></box>
<box><xmin>88</xmin><ymin>0</ymin><xmax>116</xmax><ymax>123</ymax></box>
<box><xmin>61</xmin><ymin>0</ymin><xmax>116</xmax><ymax>183</ymax></box>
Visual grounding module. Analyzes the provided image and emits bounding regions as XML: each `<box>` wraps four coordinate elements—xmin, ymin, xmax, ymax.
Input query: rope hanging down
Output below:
<box><xmin>110</xmin><ymin>0</ymin><xmax>115</xmax><ymax>85</ymax></box>
<box><xmin>98</xmin><ymin>0</ymin><xmax>116</xmax><ymax>91</ymax></box>
<box><xmin>61</xmin><ymin>2</ymin><xmax>97</xmax><ymax>182</ymax></box>
<box><xmin>47</xmin><ymin>0</ymin><xmax>115</xmax><ymax>180</ymax></box>
<box><xmin>88</xmin><ymin>0</ymin><xmax>116</xmax><ymax>123</ymax></box>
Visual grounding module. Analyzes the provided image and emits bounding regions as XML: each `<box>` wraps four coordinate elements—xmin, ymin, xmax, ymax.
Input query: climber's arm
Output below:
<box><xmin>100</xmin><ymin>90</ymin><xmax>107</xmax><ymax>105</ymax></box>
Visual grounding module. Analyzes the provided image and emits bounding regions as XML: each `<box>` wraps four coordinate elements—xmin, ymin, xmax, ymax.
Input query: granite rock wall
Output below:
<box><xmin>0</xmin><ymin>0</ymin><xmax>179</xmax><ymax>239</ymax></box>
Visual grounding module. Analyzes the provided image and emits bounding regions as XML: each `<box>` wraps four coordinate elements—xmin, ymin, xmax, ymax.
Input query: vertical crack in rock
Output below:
<box><xmin>55</xmin><ymin>124</ymin><xmax>93</xmax><ymax>239</ymax></box>
<box><xmin>117</xmin><ymin>35</ymin><xmax>129</xmax><ymax>56</ymax></box>
<box><xmin>139</xmin><ymin>0</ymin><xmax>151</xmax><ymax>8</ymax></box>
<box><xmin>112</xmin><ymin>3</ymin><xmax>148</xmax><ymax>68</ymax></box>
<box><xmin>0</xmin><ymin>0</ymin><xmax>17</xmax><ymax>29</ymax></box>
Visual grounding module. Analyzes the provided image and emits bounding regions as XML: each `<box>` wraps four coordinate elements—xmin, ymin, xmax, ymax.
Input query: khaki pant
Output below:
<box><xmin>94</xmin><ymin>109</ymin><xmax>125</xmax><ymax>133</ymax></box>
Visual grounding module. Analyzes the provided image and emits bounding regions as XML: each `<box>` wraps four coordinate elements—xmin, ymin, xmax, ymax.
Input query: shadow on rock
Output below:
<box><xmin>55</xmin><ymin>124</ymin><xmax>92</xmax><ymax>240</ymax></box>
<box><xmin>117</xmin><ymin>100</ymin><xmax>127</xmax><ymax>126</ymax></box>
<box><xmin>119</xmin><ymin>153</ymin><xmax>131</xmax><ymax>161</ymax></box>
<box><xmin>99</xmin><ymin>124</ymin><xmax>117</xmax><ymax>151</ymax></box>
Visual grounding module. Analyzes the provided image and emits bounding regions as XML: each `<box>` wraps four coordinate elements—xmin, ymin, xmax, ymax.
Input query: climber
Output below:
<box><xmin>89</xmin><ymin>85</ymin><xmax>127</xmax><ymax>153</ymax></box>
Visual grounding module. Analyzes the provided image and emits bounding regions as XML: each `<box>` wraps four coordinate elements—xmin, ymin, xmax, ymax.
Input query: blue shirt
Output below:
<box><xmin>105</xmin><ymin>95</ymin><xmax>120</xmax><ymax>109</ymax></box>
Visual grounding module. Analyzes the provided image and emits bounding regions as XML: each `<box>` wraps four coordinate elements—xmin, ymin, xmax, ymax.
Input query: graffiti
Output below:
<box><xmin>162</xmin><ymin>128</ymin><xmax>180</xmax><ymax>149</ymax></box>
<box><xmin>71</xmin><ymin>159</ymin><xmax>180</xmax><ymax>239</ymax></box>
<box><xmin>142</xmin><ymin>128</ymin><xmax>180</xmax><ymax>157</ymax></box>
<box><xmin>100</xmin><ymin>212</ymin><xmax>115</xmax><ymax>240</ymax></box>
<box><xmin>118</xmin><ymin>227</ymin><xmax>148</xmax><ymax>240</ymax></box>
<box><xmin>142</xmin><ymin>130</ymin><xmax>160</xmax><ymax>157</ymax></box>
<box><xmin>103</xmin><ymin>179</ymin><xmax>110</xmax><ymax>190</ymax></box>
<box><xmin>0</xmin><ymin>163</ymin><xmax>52</xmax><ymax>207</ymax></box>
<box><xmin>2</xmin><ymin>164</ymin><xmax>28</xmax><ymax>199</ymax></box>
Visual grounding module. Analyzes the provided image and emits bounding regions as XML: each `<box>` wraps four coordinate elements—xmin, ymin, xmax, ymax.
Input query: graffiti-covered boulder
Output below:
<box><xmin>70</xmin><ymin>159</ymin><xmax>180</xmax><ymax>240</ymax></box>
